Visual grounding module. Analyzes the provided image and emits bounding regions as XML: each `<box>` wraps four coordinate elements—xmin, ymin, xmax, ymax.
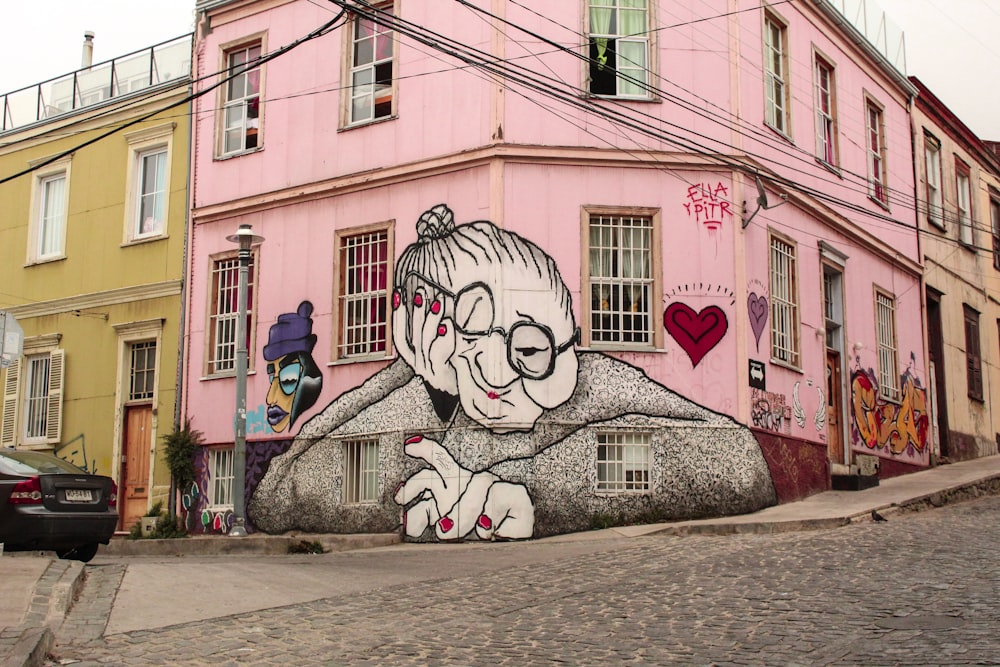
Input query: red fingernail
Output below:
<box><xmin>437</xmin><ymin>324</ymin><xmax>447</xmax><ymax>336</ymax></box>
<box><xmin>413</xmin><ymin>294</ymin><xmax>423</xmax><ymax>307</ymax></box>
<box><xmin>438</xmin><ymin>517</ymin><xmax>454</xmax><ymax>533</ymax></box>
<box><xmin>392</xmin><ymin>291</ymin><xmax>402</xmax><ymax>309</ymax></box>
<box><xmin>430</xmin><ymin>300</ymin><xmax>441</xmax><ymax>314</ymax></box>
<box><xmin>394</xmin><ymin>481</ymin><xmax>404</xmax><ymax>497</ymax></box>
<box><xmin>405</xmin><ymin>435</ymin><xmax>423</xmax><ymax>444</ymax></box>
<box><xmin>477</xmin><ymin>514</ymin><xmax>492</xmax><ymax>530</ymax></box>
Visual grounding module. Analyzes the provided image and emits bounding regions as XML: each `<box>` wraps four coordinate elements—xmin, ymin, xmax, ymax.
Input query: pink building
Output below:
<box><xmin>183</xmin><ymin>0</ymin><xmax>925</xmax><ymax>537</ymax></box>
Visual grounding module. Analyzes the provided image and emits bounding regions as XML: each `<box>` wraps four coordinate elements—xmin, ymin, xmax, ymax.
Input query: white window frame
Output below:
<box><xmin>586</xmin><ymin>0</ymin><xmax>652</xmax><ymax>99</ymax></box>
<box><xmin>218</xmin><ymin>38</ymin><xmax>264</xmax><ymax>157</ymax></box>
<box><xmin>924</xmin><ymin>133</ymin><xmax>944</xmax><ymax>229</ymax></box>
<box><xmin>763</xmin><ymin>12</ymin><xmax>790</xmax><ymax>136</ymax></box>
<box><xmin>583</xmin><ymin>206</ymin><xmax>660</xmax><ymax>349</ymax></box>
<box><xmin>769</xmin><ymin>232</ymin><xmax>800</xmax><ymax>368</ymax></box>
<box><xmin>874</xmin><ymin>289</ymin><xmax>899</xmax><ymax>402</ymax></box>
<box><xmin>333</xmin><ymin>223</ymin><xmax>393</xmax><ymax>362</ymax></box>
<box><xmin>27</xmin><ymin>157</ymin><xmax>71</xmax><ymax>264</ymax></box>
<box><xmin>596</xmin><ymin>432</ymin><xmax>651</xmax><ymax>493</ymax></box>
<box><xmin>343</xmin><ymin>439</ymin><xmax>379</xmax><ymax>503</ymax></box>
<box><xmin>206</xmin><ymin>250</ymin><xmax>259</xmax><ymax>376</ymax></box>
<box><xmin>956</xmin><ymin>159</ymin><xmax>973</xmax><ymax>246</ymax></box>
<box><xmin>123</xmin><ymin>123</ymin><xmax>174</xmax><ymax>243</ymax></box>
<box><xmin>207</xmin><ymin>447</ymin><xmax>234</xmax><ymax>509</ymax></box>
<box><xmin>814</xmin><ymin>53</ymin><xmax>837</xmax><ymax>166</ymax></box>
<box><xmin>345</xmin><ymin>1</ymin><xmax>397</xmax><ymax>127</ymax></box>
<box><xmin>865</xmin><ymin>97</ymin><xmax>888</xmax><ymax>206</ymax></box>
<box><xmin>1</xmin><ymin>335</ymin><xmax>64</xmax><ymax>449</ymax></box>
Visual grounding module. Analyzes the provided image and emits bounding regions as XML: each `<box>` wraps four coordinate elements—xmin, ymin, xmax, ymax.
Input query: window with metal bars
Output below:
<box><xmin>337</xmin><ymin>229</ymin><xmax>389</xmax><ymax>359</ymax></box>
<box><xmin>23</xmin><ymin>354</ymin><xmax>50</xmax><ymax>441</ymax></box>
<box><xmin>769</xmin><ymin>234</ymin><xmax>799</xmax><ymax>366</ymax></box>
<box><xmin>208</xmin><ymin>254</ymin><xmax>255</xmax><ymax>374</ymax></box>
<box><xmin>129</xmin><ymin>341</ymin><xmax>156</xmax><ymax>401</ymax></box>
<box><xmin>588</xmin><ymin>214</ymin><xmax>653</xmax><ymax>346</ymax></box>
<box><xmin>875</xmin><ymin>290</ymin><xmax>899</xmax><ymax>401</ymax></box>
<box><xmin>596</xmin><ymin>432</ymin><xmax>650</xmax><ymax>493</ymax></box>
<box><xmin>964</xmin><ymin>304</ymin><xmax>983</xmax><ymax>401</ymax></box>
<box><xmin>208</xmin><ymin>448</ymin><xmax>234</xmax><ymax>508</ymax></box>
<box><xmin>343</xmin><ymin>439</ymin><xmax>379</xmax><ymax>503</ymax></box>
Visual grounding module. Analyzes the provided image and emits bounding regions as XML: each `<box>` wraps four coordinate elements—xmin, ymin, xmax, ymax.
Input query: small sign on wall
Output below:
<box><xmin>749</xmin><ymin>359</ymin><xmax>766</xmax><ymax>390</ymax></box>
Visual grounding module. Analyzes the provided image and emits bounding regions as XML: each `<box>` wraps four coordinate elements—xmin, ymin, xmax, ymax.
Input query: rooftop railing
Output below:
<box><xmin>0</xmin><ymin>34</ymin><xmax>193</xmax><ymax>133</ymax></box>
<box><xmin>825</xmin><ymin>0</ymin><xmax>907</xmax><ymax>75</ymax></box>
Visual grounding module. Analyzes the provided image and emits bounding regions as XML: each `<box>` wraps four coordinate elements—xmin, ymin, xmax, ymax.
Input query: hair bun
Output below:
<box><xmin>416</xmin><ymin>204</ymin><xmax>455</xmax><ymax>241</ymax></box>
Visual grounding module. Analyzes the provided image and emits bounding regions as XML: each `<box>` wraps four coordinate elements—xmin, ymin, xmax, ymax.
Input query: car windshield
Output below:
<box><xmin>0</xmin><ymin>450</ymin><xmax>86</xmax><ymax>475</ymax></box>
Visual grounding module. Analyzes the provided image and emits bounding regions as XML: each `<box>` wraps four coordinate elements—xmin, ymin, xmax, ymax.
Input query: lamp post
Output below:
<box><xmin>225</xmin><ymin>224</ymin><xmax>264</xmax><ymax>537</ymax></box>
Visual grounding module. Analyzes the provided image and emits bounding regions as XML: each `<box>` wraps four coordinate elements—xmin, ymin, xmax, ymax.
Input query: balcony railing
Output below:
<box><xmin>1</xmin><ymin>34</ymin><xmax>192</xmax><ymax>133</ymax></box>
<box><xmin>824</xmin><ymin>0</ymin><xmax>907</xmax><ymax>75</ymax></box>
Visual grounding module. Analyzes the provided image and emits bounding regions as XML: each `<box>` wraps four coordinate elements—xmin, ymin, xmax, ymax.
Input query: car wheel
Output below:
<box><xmin>56</xmin><ymin>543</ymin><xmax>99</xmax><ymax>563</ymax></box>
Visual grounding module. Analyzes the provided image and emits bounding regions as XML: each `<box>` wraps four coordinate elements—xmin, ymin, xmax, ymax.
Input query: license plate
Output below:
<box><xmin>64</xmin><ymin>489</ymin><xmax>93</xmax><ymax>502</ymax></box>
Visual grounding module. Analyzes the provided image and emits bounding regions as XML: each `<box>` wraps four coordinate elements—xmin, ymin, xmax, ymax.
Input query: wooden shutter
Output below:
<box><xmin>1</xmin><ymin>359</ymin><xmax>20</xmax><ymax>447</ymax></box>
<box><xmin>45</xmin><ymin>349</ymin><xmax>64</xmax><ymax>443</ymax></box>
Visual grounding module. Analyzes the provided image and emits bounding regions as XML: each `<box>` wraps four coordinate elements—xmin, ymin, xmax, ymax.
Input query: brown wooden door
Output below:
<box><xmin>120</xmin><ymin>405</ymin><xmax>152</xmax><ymax>530</ymax></box>
<box><xmin>826</xmin><ymin>349</ymin><xmax>844</xmax><ymax>464</ymax></box>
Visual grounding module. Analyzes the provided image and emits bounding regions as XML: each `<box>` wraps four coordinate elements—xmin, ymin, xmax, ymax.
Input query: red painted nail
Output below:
<box><xmin>438</xmin><ymin>517</ymin><xmax>454</xmax><ymax>533</ymax></box>
<box><xmin>437</xmin><ymin>324</ymin><xmax>447</xmax><ymax>336</ymax></box>
<box><xmin>413</xmin><ymin>294</ymin><xmax>423</xmax><ymax>307</ymax></box>
<box><xmin>477</xmin><ymin>514</ymin><xmax>492</xmax><ymax>530</ymax></box>
<box><xmin>404</xmin><ymin>435</ymin><xmax>423</xmax><ymax>445</ymax></box>
<box><xmin>392</xmin><ymin>291</ymin><xmax>402</xmax><ymax>309</ymax></box>
<box><xmin>430</xmin><ymin>300</ymin><xmax>441</xmax><ymax>314</ymax></box>
<box><xmin>394</xmin><ymin>481</ymin><xmax>405</xmax><ymax>497</ymax></box>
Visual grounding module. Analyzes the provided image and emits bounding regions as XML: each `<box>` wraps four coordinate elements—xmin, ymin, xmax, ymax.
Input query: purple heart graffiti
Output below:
<box><xmin>748</xmin><ymin>292</ymin><xmax>768</xmax><ymax>352</ymax></box>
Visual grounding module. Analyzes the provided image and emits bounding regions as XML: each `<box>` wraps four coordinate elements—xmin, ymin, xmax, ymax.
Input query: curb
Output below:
<box><xmin>3</xmin><ymin>560</ymin><xmax>84</xmax><ymax>667</ymax></box>
<box><xmin>100</xmin><ymin>531</ymin><xmax>401</xmax><ymax>557</ymax></box>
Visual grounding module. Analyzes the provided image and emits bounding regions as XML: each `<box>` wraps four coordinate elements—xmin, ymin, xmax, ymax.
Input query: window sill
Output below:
<box><xmin>215</xmin><ymin>146</ymin><xmax>264</xmax><ymax>161</ymax></box>
<box><xmin>328</xmin><ymin>353</ymin><xmax>395</xmax><ymax>367</ymax></box>
<box><xmin>585</xmin><ymin>92</ymin><xmax>658</xmax><ymax>103</ymax></box>
<box><xmin>584</xmin><ymin>343</ymin><xmax>661</xmax><ymax>354</ymax></box>
<box><xmin>121</xmin><ymin>233</ymin><xmax>168</xmax><ymax>248</ymax></box>
<box><xmin>969</xmin><ymin>393</ymin><xmax>985</xmax><ymax>404</ymax></box>
<box><xmin>769</xmin><ymin>357</ymin><xmax>803</xmax><ymax>374</ymax></box>
<box><xmin>25</xmin><ymin>255</ymin><xmax>67</xmax><ymax>267</ymax></box>
<box><xmin>815</xmin><ymin>158</ymin><xmax>842</xmax><ymax>178</ymax></box>
<box><xmin>868</xmin><ymin>194</ymin><xmax>891</xmax><ymax>212</ymax></box>
<box><xmin>927</xmin><ymin>218</ymin><xmax>946</xmax><ymax>232</ymax></box>
<box><xmin>764</xmin><ymin>121</ymin><xmax>794</xmax><ymax>145</ymax></box>
<box><xmin>339</xmin><ymin>114</ymin><xmax>397</xmax><ymax>132</ymax></box>
<box><xmin>200</xmin><ymin>369</ymin><xmax>258</xmax><ymax>381</ymax></box>
<box><xmin>959</xmin><ymin>240</ymin><xmax>977</xmax><ymax>252</ymax></box>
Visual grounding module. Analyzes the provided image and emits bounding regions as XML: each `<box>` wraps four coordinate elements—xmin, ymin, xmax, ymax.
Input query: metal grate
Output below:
<box><xmin>209</xmin><ymin>256</ymin><xmax>254</xmax><ymax>374</ymax></box>
<box><xmin>875</xmin><ymin>291</ymin><xmax>899</xmax><ymax>400</ymax></box>
<box><xmin>770</xmin><ymin>236</ymin><xmax>799</xmax><ymax>365</ymax></box>
<box><xmin>589</xmin><ymin>215</ymin><xmax>653</xmax><ymax>345</ymax></box>
<box><xmin>338</xmin><ymin>231</ymin><xmax>388</xmax><ymax>358</ymax></box>
<box><xmin>129</xmin><ymin>341</ymin><xmax>156</xmax><ymax>401</ymax></box>
<box><xmin>597</xmin><ymin>432</ymin><xmax>650</xmax><ymax>493</ymax></box>
<box><xmin>343</xmin><ymin>439</ymin><xmax>379</xmax><ymax>503</ymax></box>
<box><xmin>24</xmin><ymin>354</ymin><xmax>50</xmax><ymax>440</ymax></box>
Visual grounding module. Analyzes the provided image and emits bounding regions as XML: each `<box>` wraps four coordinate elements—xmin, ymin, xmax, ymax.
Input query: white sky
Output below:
<box><xmin>1</xmin><ymin>0</ymin><xmax>997</xmax><ymax>140</ymax></box>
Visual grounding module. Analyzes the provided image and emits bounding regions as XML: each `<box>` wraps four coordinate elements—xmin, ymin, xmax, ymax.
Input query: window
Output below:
<box><xmin>956</xmin><ymin>159</ymin><xmax>973</xmax><ymax>246</ymax></box>
<box><xmin>335</xmin><ymin>226</ymin><xmax>391</xmax><ymax>359</ymax></box>
<box><xmin>763</xmin><ymin>13</ymin><xmax>789</xmax><ymax>135</ymax></box>
<box><xmin>129</xmin><ymin>341</ymin><xmax>157</xmax><ymax>402</ymax></box>
<box><xmin>588</xmin><ymin>0</ymin><xmax>650</xmax><ymax>98</ymax></box>
<box><xmin>769</xmin><ymin>233</ymin><xmax>800</xmax><ymax>366</ymax></box>
<box><xmin>866</xmin><ymin>99</ymin><xmax>888</xmax><ymax>205</ymax></box>
<box><xmin>814</xmin><ymin>55</ymin><xmax>836</xmax><ymax>165</ymax></box>
<box><xmin>1</xmin><ymin>344</ymin><xmax>64</xmax><ymax>448</ymax></box>
<box><xmin>343</xmin><ymin>439</ymin><xmax>379</xmax><ymax>503</ymax></box>
<box><xmin>924</xmin><ymin>134</ymin><xmax>943</xmax><ymax>228</ymax></box>
<box><xmin>124</xmin><ymin>123</ymin><xmax>174</xmax><ymax>242</ymax></box>
<box><xmin>597</xmin><ymin>432</ymin><xmax>650</xmax><ymax>493</ymax></box>
<box><xmin>991</xmin><ymin>194</ymin><xmax>1000</xmax><ymax>270</ymax></box>
<box><xmin>588</xmin><ymin>212</ymin><xmax>655</xmax><ymax>346</ymax></box>
<box><xmin>28</xmin><ymin>159</ymin><xmax>70</xmax><ymax>263</ymax></box>
<box><xmin>875</xmin><ymin>290</ymin><xmax>899</xmax><ymax>401</ymax></box>
<box><xmin>348</xmin><ymin>3</ymin><xmax>395</xmax><ymax>125</ymax></box>
<box><xmin>208</xmin><ymin>253</ymin><xmax>256</xmax><ymax>375</ymax></box>
<box><xmin>221</xmin><ymin>42</ymin><xmax>262</xmax><ymax>156</ymax></box>
<box><xmin>208</xmin><ymin>448</ymin><xmax>234</xmax><ymax>508</ymax></box>
<box><xmin>822</xmin><ymin>265</ymin><xmax>843</xmax><ymax>352</ymax></box>
<box><xmin>964</xmin><ymin>305</ymin><xmax>983</xmax><ymax>401</ymax></box>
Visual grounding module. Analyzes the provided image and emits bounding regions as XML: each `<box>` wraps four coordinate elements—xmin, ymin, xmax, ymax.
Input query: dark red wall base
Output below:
<box><xmin>753</xmin><ymin>430</ymin><xmax>830</xmax><ymax>504</ymax></box>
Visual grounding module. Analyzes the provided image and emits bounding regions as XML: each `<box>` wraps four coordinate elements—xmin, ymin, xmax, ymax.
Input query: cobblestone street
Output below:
<box><xmin>48</xmin><ymin>496</ymin><xmax>1000</xmax><ymax>666</ymax></box>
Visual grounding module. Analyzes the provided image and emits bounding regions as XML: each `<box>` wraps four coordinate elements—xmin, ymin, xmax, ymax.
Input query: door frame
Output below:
<box><xmin>819</xmin><ymin>243</ymin><xmax>849</xmax><ymax>467</ymax></box>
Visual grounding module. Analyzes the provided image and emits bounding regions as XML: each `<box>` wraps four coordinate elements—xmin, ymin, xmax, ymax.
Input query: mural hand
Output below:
<box><xmin>392</xmin><ymin>286</ymin><xmax>458</xmax><ymax>394</ymax></box>
<box><xmin>474</xmin><ymin>480</ymin><xmax>534</xmax><ymax>541</ymax></box>
<box><xmin>434</xmin><ymin>471</ymin><xmax>498</xmax><ymax>540</ymax></box>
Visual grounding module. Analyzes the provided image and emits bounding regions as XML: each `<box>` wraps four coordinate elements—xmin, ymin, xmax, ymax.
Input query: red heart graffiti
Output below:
<box><xmin>663</xmin><ymin>303</ymin><xmax>729</xmax><ymax>368</ymax></box>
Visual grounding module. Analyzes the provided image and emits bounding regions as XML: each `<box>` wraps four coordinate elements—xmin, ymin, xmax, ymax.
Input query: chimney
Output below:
<box><xmin>82</xmin><ymin>31</ymin><xmax>95</xmax><ymax>69</ymax></box>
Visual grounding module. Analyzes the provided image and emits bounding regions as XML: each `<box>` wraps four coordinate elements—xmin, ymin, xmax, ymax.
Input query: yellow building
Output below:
<box><xmin>0</xmin><ymin>35</ymin><xmax>192</xmax><ymax>530</ymax></box>
<box><xmin>911</xmin><ymin>78</ymin><xmax>1000</xmax><ymax>462</ymax></box>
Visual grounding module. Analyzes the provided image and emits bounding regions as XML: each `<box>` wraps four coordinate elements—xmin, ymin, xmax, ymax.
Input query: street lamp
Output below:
<box><xmin>225</xmin><ymin>223</ymin><xmax>264</xmax><ymax>537</ymax></box>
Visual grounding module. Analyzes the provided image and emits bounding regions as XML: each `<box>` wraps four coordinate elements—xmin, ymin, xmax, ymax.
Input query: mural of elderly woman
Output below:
<box><xmin>248</xmin><ymin>205</ymin><xmax>776</xmax><ymax>541</ymax></box>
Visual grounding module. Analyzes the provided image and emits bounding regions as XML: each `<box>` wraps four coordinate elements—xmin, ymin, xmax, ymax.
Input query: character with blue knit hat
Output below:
<box><xmin>263</xmin><ymin>301</ymin><xmax>323</xmax><ymax>433</ymax></box>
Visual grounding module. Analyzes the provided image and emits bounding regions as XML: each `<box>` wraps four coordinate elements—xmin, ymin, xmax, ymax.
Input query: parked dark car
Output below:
<box><xmin>0</xmin><ymin>448</ymin><xmax>118</xmax><ymax>562</ymax></box>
